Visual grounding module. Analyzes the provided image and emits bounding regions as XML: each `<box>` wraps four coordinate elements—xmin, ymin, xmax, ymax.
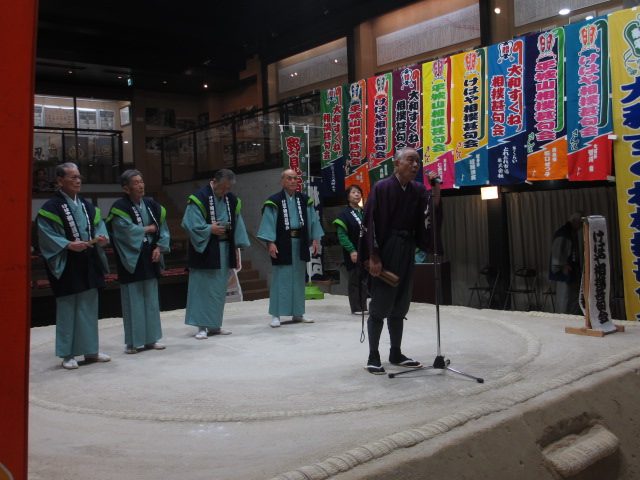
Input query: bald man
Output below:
<box><xmin>257</xmin><ymin>169</ymin><xmax>324</xmax><ymax>328</ymax></box>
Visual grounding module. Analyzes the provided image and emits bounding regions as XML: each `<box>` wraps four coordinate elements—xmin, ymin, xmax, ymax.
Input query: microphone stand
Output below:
<box><xmin>389</xmin><ymin>184</ymin><xmax>484</xmax><ymax>383</ymax></box>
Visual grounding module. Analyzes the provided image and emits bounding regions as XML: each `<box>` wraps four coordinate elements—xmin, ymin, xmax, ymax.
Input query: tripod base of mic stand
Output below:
<box><xmin>388</xmin><ymin>355</ymin><xmax>484</xmax><ymax>383</ymax></box>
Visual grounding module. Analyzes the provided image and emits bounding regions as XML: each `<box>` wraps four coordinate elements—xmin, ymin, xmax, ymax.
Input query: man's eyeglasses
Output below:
<box><xmin>64</xmin><ymin>175</ymin><xmax>83</xmax><ymax>181</ymax></box>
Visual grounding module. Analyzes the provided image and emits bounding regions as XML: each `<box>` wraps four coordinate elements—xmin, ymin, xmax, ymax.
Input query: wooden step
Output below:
<box><xmin>242</xmin><ymin>288</ymin><xmax>269</xmax><ymax>301</ymax></box>
<box><xmin>238</xmin><ymin>269</ymin><xmax>259</xmax><ymax>281</ymax></box>
<box><xmin>239</xmin><ymin>278</ymin><xmax>267</xmax><ymax>291</ymax></box>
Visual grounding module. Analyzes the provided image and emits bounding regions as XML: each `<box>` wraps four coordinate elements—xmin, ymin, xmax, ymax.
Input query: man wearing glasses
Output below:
<box><xmin>36</xmin><ymin>162</ymin><xmax>111</xmax><ymax>369</ymax></box>
<box><xmin>257</xmin><ymin>169</ymin><xmax>324</xmax><ymax>328</ymax></box>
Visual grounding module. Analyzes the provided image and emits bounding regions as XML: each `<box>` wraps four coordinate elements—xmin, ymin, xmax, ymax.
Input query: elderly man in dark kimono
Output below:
<box><xmin>360</xmin><ymin>148</ymin><xmax>441</xmax><ymax>375</ymax></box>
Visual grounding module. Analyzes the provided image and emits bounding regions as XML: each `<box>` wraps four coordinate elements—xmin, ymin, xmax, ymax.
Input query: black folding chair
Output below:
<box><xmin>503</xmin><ymin>267</ymin><xmax>539</xmax><ymax>311</ymax></box>
<box><xmin>467</xmin><ymin>265</ymin><xmax>499</xmax><ymax>309</ymax></box>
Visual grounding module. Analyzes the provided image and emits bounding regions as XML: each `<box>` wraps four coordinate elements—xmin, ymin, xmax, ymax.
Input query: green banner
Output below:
<box><xmin>320</xmin><ymin>86</ymin><xmax>345</xmax><ymax>168</ymax></box>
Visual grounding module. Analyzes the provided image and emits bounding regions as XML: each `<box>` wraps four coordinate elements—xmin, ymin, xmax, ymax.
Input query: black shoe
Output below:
<box><xmin>389</xmin><ymin>352</ymin><xmax>422</xmax><ymax>368</ymax></box>
<box><xmin>365</xmin><ymin>354</ymin><xmax>386</xmax><ymax>375</ymax></box>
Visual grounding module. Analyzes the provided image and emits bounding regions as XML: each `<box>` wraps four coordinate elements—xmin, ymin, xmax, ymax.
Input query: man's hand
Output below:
<box><xmin>268</xmin><ymin>242</ymin><xmax>278</xmax><ymax>259</ymax></box>
<box><xmin>350</xmin><ymin>251</ymin><xmax>358</xmax><ymax>263</ymax></box>
<box><xmin>151</xmin><ymin>246</ymin><xmax>161</xmax><ymax>263</ymax></box>
<box><xmin>211</xmin><ymin>222</ymin><xmax>227</xmax><ymax>236</ymax></box>
<box><xmin>94</xmin><ymin>235</ymin><xmax>108</xmax><ymax>247</ymax></box>
<box><xmin>368</xmin><ymin>254</ymin><xmax>382</xmax><ymax>277</ymax></box>
<box><xmin>426</xmin><ymin>171</ymin><xmax>441</xmax><ymax>205</ymax></box>
<box><xmin>312</xmin><ymin>239</ymin><xmax>320</xmax><ymax>256</ymax></box>
<box><xmin>144</xmin><ymin>224</ymin><xmax>157</xmax><ymax>235</ymax></box>
<box><xmin>67</xmin><ymin>240</ymin><xmax>90</xmax><ymax>252</ymax></box>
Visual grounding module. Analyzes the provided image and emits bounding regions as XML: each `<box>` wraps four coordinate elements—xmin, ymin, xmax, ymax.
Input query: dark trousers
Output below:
<box><xmin>347</xmin><ymin>266</ymin><xmax>368</xmax><ymax>313</ymax></box>
<box><xmin>367</xmin><ymin>233</ymin><xmax>415</xmax><ymax>356</ymax></box>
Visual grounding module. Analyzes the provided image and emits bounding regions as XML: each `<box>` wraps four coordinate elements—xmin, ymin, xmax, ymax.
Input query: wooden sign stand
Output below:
<box><xmin>565</xmin><ymin>218</ymin><xmax>624</xmax><ymax>337</ymax></box>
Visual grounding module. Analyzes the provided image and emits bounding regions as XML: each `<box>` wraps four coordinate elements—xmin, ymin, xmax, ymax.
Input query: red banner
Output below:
<box><xmin>366</xmin><ymin>72</ymin><xmax>393</xmax><ymax>168</ymax></box>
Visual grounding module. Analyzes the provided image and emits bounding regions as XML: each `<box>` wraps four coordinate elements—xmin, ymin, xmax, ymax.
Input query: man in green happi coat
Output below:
<box><xmin>182</xmin><ymin>169</ymin><xmax>250</xmax><ymax>339</ymax></box>
<box><xmin>107</xmin><ymin>169</ymin><xmax>170</xmax><ymax>354</ymax></box>
<box><xmin>36</xmin><ymin>162</ymin><xmax>111</xmax><ymax>369</ymax></box>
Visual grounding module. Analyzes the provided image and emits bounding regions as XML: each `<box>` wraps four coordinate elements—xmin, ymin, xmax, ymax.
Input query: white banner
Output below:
<box><xmin>581</xmin><ymin>216</ymin><xmax>616</xmax><ymax>332</ymax></box>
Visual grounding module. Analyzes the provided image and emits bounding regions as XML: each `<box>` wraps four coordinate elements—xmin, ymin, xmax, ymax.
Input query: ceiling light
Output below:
<box><xmin>163</xmin><ymin>80</ymin><xmax>167</xmax><ymax>85</ymax></box>
<box><xmin>117</xmin><ymin>75</ymin><xmax>123</xmax><ymax>79</ymax></box>
<box><xmin>123</xmin><ymin>140</ymin><xmax>129</xmax><ymax>144</ymax></box>
<box><xmin>67</xmin><ymin>70</ymin><xmax>73</xmax><ymax>74</ymax></box>
<box><xmin>494</xmin><ymin>7</ymin><xmax>501</xmax><ymax>14</ymax></box>
<box><xmin>203</xmin><ymin>83</ymin><xmax>208</xmax><ymax>89</ymax></box>
<box><xmin>585</xmin><ymin>15</ymin><xmax>594</xmax><ymax>20</ymax></box>
<box><xmin>558</xmin><ymin>8</ymin><xmax>571</xmax><ymax>15</ymax></box>
<box><xmin>334</xmin><ymin>59</ymin><xmax>339</xmax><ymax>63</ymax></box>
<box><xmin>294</xmin><ymin>72</ymin><xmax>298</xmax><ymax>76</ymax></box>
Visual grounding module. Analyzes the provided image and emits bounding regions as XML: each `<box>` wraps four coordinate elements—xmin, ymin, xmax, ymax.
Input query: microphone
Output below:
<box><xmin>429</xmin><ymin>175</ymin><xmax>442</xmax><ymax>186</ymax></box>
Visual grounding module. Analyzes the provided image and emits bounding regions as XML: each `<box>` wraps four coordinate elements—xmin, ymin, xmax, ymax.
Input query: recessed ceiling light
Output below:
<box><xmin>334</xmin><ymin>59</ymin><xmax>339</xmax><ymax>63</ymax></box>
<box><xmin>117</xmin><ymin>75</ymin><xmax>123</xmax><ymax>79</ymax></box>
<box><xmin>294</xmin><ymin>72</ymin><xmax>298</xmax><ymax>76</ymax></box>
<box><xmin>203</xmin><ymin>83</ymin><xmax>208</xmax><ymax>89</ymax></box>
<box><xmin>558</xmin><ymin>8</ymin><xmax>571</xmax><ymax>15</ymax></box>
<box><xmin>494</xmin><ymin>7</ymin><xmax>501</xmax><ymax>14</ymax></box>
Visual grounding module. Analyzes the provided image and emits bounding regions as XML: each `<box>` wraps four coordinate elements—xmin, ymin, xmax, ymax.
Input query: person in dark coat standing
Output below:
<box><xmin>333</xmin><ymin>184</ymin><xmax>368</xmax><ymax>314</ymax></box>
<box><xmin>360</xmin><ymin>148</ymin><xmax>441</xmax><ymax>374</ymax></box>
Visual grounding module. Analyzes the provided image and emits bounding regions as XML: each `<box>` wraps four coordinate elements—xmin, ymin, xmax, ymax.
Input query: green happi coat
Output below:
<box><xmin>107</xmin><ymin>198</ymin><xmax>171</xmax><ymax>348</ymax></box>
<box><xmin>182</xmin><ymin>192</ymin><xmax>250</xmax><ymax>329</ymax></box>
<box><xmin>257</xmin><ymin>191</ymin><xmax>324</xmax><ymax>317</ymax></box>
<box><xmin>37</xmin><ymin>191</ymin><xmax>109</xmax><ymax>358</ymax></box>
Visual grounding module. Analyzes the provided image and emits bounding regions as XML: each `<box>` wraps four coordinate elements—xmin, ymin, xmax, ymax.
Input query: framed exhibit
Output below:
<box><xmin>119</xmin><ymin>105</ymin><xmax>131</xmax><ymax>127</ymax></box>
<box><xmin>98</xmin><ymin>109</ymin><xmax>115</xmax><ymax>130</ymax></box>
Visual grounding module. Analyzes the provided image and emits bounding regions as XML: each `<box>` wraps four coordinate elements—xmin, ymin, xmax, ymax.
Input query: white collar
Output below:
<box><xmin>394</xmin><ymin>174</ymin><xmax>408</xmax><ymax>191</ymax></box>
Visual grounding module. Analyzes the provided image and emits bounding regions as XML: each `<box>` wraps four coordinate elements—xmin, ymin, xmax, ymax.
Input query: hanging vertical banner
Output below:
<box><xmin>344</xmin><ymin>80</ymin><xmax>367</xmax><ymax>173</ymax></box>
<box><xmin>307</xmin><ymin>175</ymin><xmax>324</xmax><ymax>280</ymax></box>
<box><xmin>345</xmin><ymin>162</ymin><xmax>372</xmax><ymax>201</ymax></box>
<box><xmin>422</xmin><ymin>57</ymin><xmax>455</xmax><ymax>189</ymax></box>
<box><xmin>451</xmin><ymin>48</ymin><xmax>490</xmax><ymax>186</ymax></box>
<box><xmin>524</xmin><ymin>29</ymin><xmax>568</xmax><ymax>180</ymax></box>
<box><xmin>565</xmin><ymin>17</ymin><xmax>613</xmax><ymax>181</ymax></box>
<box><xmin>320</xmin><ymin>86</ymin><xmax>346</xmax><ymax>196</ymax></box>
<box><xmin>580</xmin><ymin>216</ymin><xmax>617</xmax><ymax>332</ymax></box>
<box><xmin>344</xmin><ymin>79</ymin><xmax>369</xmax><ymax>197</ymax></box>
<box><xmin>367</xmin><ymin>72</ymin><xmax>393</xmax><ymax>185</ymax></box>
<box><xmin>487</xmin><ymin>38</ymin><xmax>528</xmax><ymax>184</ymax></box>
<box><xmin>392</xmin><ymin>64</ymin><xmax>422</xmax><ymax>154</ymax></box>
<box><xmin>280</xmin><ymin>129</ymin><xmax>309</xmax><ymax>192</ymax></box>
<box><xmin>609</xmin><ymin>7</ymin><xmax>640</xmax><ymax>320</ymax></box>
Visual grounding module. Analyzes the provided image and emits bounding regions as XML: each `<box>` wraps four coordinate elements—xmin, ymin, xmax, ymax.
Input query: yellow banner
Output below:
<box><xmin>450</xmin><ymin>52</ymin><xmax>466</xmax><ymax>162</ymax></box>
<box><xmin>422</xmin><ymin>58</ymin><xmax>452</xmax><ymax>164</ymax></box>
<box><xmin>609</xmin><ymin>7</ymin><xmax>640</xmax><ymax>320</ymax></box>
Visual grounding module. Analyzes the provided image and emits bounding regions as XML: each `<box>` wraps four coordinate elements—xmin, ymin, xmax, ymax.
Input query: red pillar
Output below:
<box><xmin>0</xmin><ymin>1</ymin><xmax>38</xmax><ymax>478</ymax></box>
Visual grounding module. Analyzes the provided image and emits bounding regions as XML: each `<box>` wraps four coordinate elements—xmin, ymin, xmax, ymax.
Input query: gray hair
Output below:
<box><xmin>55</xmin><ymin>162</ymin><xmax>79</xmax><ymax>178</ymax></box>
<box><xmin>119</xmin><ymin>169</ymin><xmax>143</xmax><ymax>187</ymax></box>
<box><xmin>394</xmin><ymin>148</ymin><xmax>419</xmax><ymax>162</ymax></box>
<box><xmin>213</xmin><ymin>169</ymin><xmax>236</xmax><ymax>184</ymax></box>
